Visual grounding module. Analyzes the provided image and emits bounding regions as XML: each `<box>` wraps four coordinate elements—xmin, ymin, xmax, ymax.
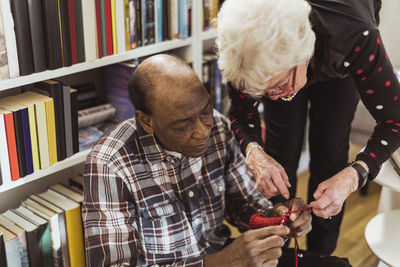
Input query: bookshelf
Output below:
<box><xmin>0</xmin><ymin>1</ymin><xmax>219</xmax><ymax>211</ymax></box>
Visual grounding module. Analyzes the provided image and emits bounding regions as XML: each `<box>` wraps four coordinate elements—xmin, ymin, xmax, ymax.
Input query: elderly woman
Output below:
<box><xmin>216</xmin><ymin>0</ymin><xmax>400</xmax><ymax>255</ymax></box>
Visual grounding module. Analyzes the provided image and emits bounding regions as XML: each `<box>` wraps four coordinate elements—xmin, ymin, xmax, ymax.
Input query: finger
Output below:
<box><xmin>289</xmin><ymin>198</ymin><xmax>307</xmax><ymax>222</ymax></box>
<box><xmin>313</xmin><ymin>181</ymin><xmax>329</xmax><ymax>200</ymax></box>
<box><xmin>274</xmin><ymin>203</ymin><xmax>289</xmax><ymax>217</ymax></box>
<box><xmin>271</xmin><ymin>170</ymin><xmax>290</xmax><ymax>199</ymax></box>
<box><xmin>258</xmin><ymin>247</ymin><xmax>283</xmax><ymax>263</ymax></box>
<box><xmin>309</xmin><ymin>191</ymin><xmax>333</xmax><ymax>210</ymax></box>
<box><xmin>277</xmin><ymin>164</ymin><xmax>291</xmax><ymax>188</ymax></box>
<box><xmin>263</xmin><ymin>175</ymin><xmax>279</xmax><ymax>197</ymax></box>
<box><xmin>253</xmin><ymin>225</ymin><xmax>290</xmax><ymax>239</ymax></box>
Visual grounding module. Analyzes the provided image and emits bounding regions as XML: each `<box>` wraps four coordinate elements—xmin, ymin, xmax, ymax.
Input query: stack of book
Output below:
<box><xmin>0</xmin><ymin>176</ymin><xmax>85</xmax><ymax>267</ymax></box>
<box><xmin>0</xmin><ymin>80</ymin><xmax>79</xmax><ymax>187</ymax></box>
<box><xmin>0</xmin><ymin>0</ymin><xmax>191</xmax><ymax>79</ymax></box>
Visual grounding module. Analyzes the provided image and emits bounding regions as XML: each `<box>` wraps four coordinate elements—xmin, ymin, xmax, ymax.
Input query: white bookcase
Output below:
<box><xmin>0</xmin><ymin>1</ymin><xmax>217</xmax><ymax>211</ymax></box>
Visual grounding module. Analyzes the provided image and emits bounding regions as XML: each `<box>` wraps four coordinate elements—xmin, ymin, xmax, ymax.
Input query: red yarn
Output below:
<box><xmin>248</xmin><ymin>207</ymin><xmax>312</xmax><ymax>267</ymax></box>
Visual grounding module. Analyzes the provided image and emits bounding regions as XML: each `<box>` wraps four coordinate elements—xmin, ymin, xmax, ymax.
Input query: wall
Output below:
<box><xmin>379</xmin><ymin>0</ymin><xmax>400</xmax><ymax>68</ymax></box>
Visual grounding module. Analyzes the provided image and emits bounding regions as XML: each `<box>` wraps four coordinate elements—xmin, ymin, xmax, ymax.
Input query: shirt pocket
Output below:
<box><xmin>200</xmin><ymin>175</ymin><xmax>225</xmax><ymax>221</ymax></box>
<box><xmin>140</xmin><ymin>199</ymin><xmax>198</xmax><ymax>255</ymax></box>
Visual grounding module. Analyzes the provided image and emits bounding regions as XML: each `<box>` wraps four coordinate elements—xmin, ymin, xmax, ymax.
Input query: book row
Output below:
<box><xmin>0</xmin><ymin>81</ymin><xmax>79</xmax><ymax>186</ymax></box>
<box><xmin>0</xmin><ymin>176</ymin><xmax>85</xmax><ymax>267</ymax></box>
<box><xmin>0</xmin><ymin>0</ymin><xmax>214</xmax><ymax>79</ymax></box>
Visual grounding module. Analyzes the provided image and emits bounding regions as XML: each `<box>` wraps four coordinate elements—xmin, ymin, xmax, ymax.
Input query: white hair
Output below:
<box><xmin>216</xmin><ymin>0</ymin><xmax>315</xmax><ymax>91</ymax></box>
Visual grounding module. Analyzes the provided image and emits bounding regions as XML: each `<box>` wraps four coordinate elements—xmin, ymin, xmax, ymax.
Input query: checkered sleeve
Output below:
<box><xmin>223</xmin><ymin>127</ymin><xmax>273</xmax><ymax>232</ymax></box>
<box><xmin>82</xmin><ymin>156</ymin><xmax>139</xmax><ymax>267</ymax></box>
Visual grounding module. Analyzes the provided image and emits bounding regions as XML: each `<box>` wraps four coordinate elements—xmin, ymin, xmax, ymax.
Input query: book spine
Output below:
<box><xmin>156</xmin><ymin>0</ymin><xmax>162</xmax><ymax>42</ymax></box>
<box><xmin>41</xmin><ymin>0</ymin><xmax>63</xmax><ymax>70</ymax></box>
<box><xmin>162</xmin><ymin>0</ymin><xmax>169</xmax><ymax>41</ymax></box>
<box><xmin>45</xmin><ymin>99</ymin><xmax>58</xmax><ymax>166</ymax></box>
<box><xmin>78</xmin><ymin>104</ymin><xmax>116</xmax><ymax>128</ymax></box>
<box><xmin>26</xmin><ymin>0</ymin><xmax>47</xmax><ymax>72</ymax></box>
<box><xmin>178</xmin><ymin>0</ymin><xmax>188</xmax><ymax>39</ymax></box>
<box><xmin>81</xmin><ymin>0</ymin><xmax>98</xmax><ymax>61</ymax></box>
<box><xmin>64</xmin><ymin>86</ymin><xmax>74</xmax><ymax>158</ymax></box>
<box><xmin>129</xmin><ymin>0</ymin><xmax>136</xmax><ymax>48</ymax></box>
<box><xmin>70</xmin><ymin>89</ymin><xmax>79</xmax><ymax>154</ymax></box>
<box><xmin>59</xmin><ymin>0</ymin><xmax>73</xmax><ymax>67</ymax></box>
<box><xmin>134</xmin><ymin>0</ymin><xmax>142</xmax><ymax>47</ymax></box>
<box><xmin>34</xmin><ymin>101</ymin><xmax>50</xmax><ymax>169</ymax></box>
<box><xmin>141</xmin><ymin>0</ymin><xmax>146</xmax><ymax>44</ymax></box>
<box><xmin>16</xmin><ymin>232</ymin><xmax>29</xmax><ymax>267</ymax></box>
<box><xmin>74</xmin><ymin>0</ymin><xmax>86</xmax><ymax>63</ymax></box>
<box><xmin>66</xmin><ymin>208</ymin><xmax>85</xmax><ymax>267</ymax></box>
<box><xmin>0</xmin><ymin>114</ymin><xmax>11</xmax><ymax>185</ymax></box>
<box><xmin>111</xmin><ymin>0</ymin><xmax>118</xmax><ymax>54</ymax></box>
<box><xmin>94</xmin><ymin>0</ymin><xmax>103</xmax><ymax>58</ymax></box>
<box><xmin>9</xmin><ymin>0</ymin><xmax>34</xmax><ymax>75</ymax></box>
<box><xmin>67</xmin><ymin>0</ymin><xmax>78</xmax><ymax>64</ymax></box>
<box><xmin>40</xmin><ymin>223</ymin><xmax>55</xmax><ymax>267</ymax></box>
<box><xmin>5</xmin><ymin>236</ymin><xmax>22</xmax><ymax>267</ymax></box>
<box><xmin>25</xmin><ymin>229</ymin><xmax>43</xmax><ymax>267</ymax></box>
<box><xmin>100</xmin><ymin>0</ymin><xmax>108</xmax><ymax>56</ymax></box>
<box><xmin>12</xmin><ymin>109</ymin><xmax>27</xmax><ymax>178</ymax></box>
<box><xmin>20</xmin><ymin>108</ymin><xmax>33</xmax><ymax>175</ymax></box>
<box><xmin>0</xmin><ymin>0</ymin><xmax>19</xmax><ymax>77</ymax></box>
<box><xmin>124</xmin><ymin>0</ymin><xmax>131</xmax><ymax>50</ymax></box>
<box><xmin>28</xmin><ymin>105</ymin><xmax>40</xmax><ymax>172</ymax></box>
<box><xmin>0</xmin><ymin>234</ymin><xmax>5</xmax><ymax>267</ymax></box>
<box><xmin>49</xmin><ymin>215</ymin><xmax>63</xmax><ymax>267</ymax></box>
<box><xmin>105</xmin><ymin>0</ymin><xmax>114</xmax><ymax>55</ymax></box>
<box><xmin>116</xmin><ymin>0</ymin><xmax>126</xmax><ymax>53</ymax></box>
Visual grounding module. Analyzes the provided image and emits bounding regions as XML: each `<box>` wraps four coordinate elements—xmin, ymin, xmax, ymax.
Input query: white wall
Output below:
<box><xmin>379</xmin><ymin>0</ymin><xmax>400</xmax><ymax>68</ymax></box>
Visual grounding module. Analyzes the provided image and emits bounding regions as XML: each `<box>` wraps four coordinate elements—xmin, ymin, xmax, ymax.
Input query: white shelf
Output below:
<box><xmin>0</xmin><ymin>38</ymin><xmax>193</xmax><ymax>91</ymax></box>
<box><xmin>0</xmin><ymin>150</ymin><xmax>90</xmax><ymax>193</ymax></box>
<box><xmin>201</xmin><ymin>29</ymin><xmax>217</xmax><ymax>41</ymax></box>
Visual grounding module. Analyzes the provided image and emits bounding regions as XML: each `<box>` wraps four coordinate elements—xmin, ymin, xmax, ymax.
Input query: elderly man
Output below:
<box><xmin>82</xmin><ymin>54</ymin><xmax>349</xmax><ymax>267</ymax></box>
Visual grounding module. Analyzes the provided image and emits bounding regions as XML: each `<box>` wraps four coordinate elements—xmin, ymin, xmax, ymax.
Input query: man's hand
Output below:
<box><xmin>246</xmin><ymin>142</ymin><xmax>291</xmax><ymax>199</ymax></box>
<box><xmin>204</xmin><ymin>225</ymin><xmax>290</xmax><ymax>267</ymax></box>
<box><xmin>309</xmin><ymin>166</ymin><xmax>359</xmax><ymax>218</ymax></box>
<box><xmin>273</xmin><ymin>198</ymin><xmax>312</xmax><ymax>237</ymax></box>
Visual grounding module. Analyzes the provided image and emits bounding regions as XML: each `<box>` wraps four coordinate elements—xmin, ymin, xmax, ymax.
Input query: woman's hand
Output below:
<box><xmin>246</xmin><ymin>142</ymin><xmax>291</xmax><ymax>199</ymax></box>
<box><xmin>204</xmin><ymin>225</ymin><xmax>289</xmax><ymax>267</ymax></box>
<box><xmin>309</xmin><ymin>165</ymin><xmax>360</xmax><ymax>218</ymax></box>
<box><xmin>273</xmin><ymin>198</ymin><xmax>312</xmax><ymax>237</ymax></box>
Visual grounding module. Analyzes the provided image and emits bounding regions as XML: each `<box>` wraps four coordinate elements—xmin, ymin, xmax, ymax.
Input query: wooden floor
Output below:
<box><xmin>228</xmin><ymin>144</ymin><xmax>382</xmax><ymax>267</ymax></box>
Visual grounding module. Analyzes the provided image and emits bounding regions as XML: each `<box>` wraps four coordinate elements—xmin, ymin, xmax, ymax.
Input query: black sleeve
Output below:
<box><xmin>343</xmin><ymin>29</ymin><xmax>400</xmax><ymax>179</ymax></box>
<box><xmin>227</xmin><ymin>83</ymin><xmax>264</xmax><ymax>155</ymax></box>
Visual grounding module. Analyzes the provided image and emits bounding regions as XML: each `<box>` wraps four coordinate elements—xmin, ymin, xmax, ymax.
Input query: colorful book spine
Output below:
<box><xmin>45</xmin><ymin>99</ymin><xmax>58</xmax><ymax>166</ymax></box>
<box><xmin>74</xmin><ymin>0</ymin><xmax>86</xmax><ymax>63</ymax></box>
<box><xmin>111</xmin><ymin>0</ymin><xmax>118</xmax><ymax>54</ymax></box>
<box><xmin>105</xmin><ymin>0</ymin><xmax>113</xmax><ymax>55</ymax></box>
<box><xmin>124</xmin><ymin>0</ymin><xmax>130</xmax><ymax>50</ymax></box>
<box><xmin>115</xmin><ymin>0</ymin><xmax>126</xmax><ymax>53</ymax></box>
<box><xmin>27</xmin><ymin>104</ymin><xmax>40</xmax><ymax>171</ymax></box>
<box><xmin>94</xmin><ymin>0</ymin><xmax>103</xmax><ymax>58</ymax></box>
<box><xmin>156</xmin><ymin>0</ymin><xmax>163</xmax><ymax>42</ymax></box>
<box><xmin>20</xmin><ymin>108</ymin><xmax>33</xmax><ymax>175</ymax></box>
<box><xmin>81</xmin><ymin>0</ymin><xmax>98</xmax><ymax>61</ymax></box>
<box><xmin>67</xmin><ymin>0</ymin><xmax>78</xmax><ymax>64</ymax></box>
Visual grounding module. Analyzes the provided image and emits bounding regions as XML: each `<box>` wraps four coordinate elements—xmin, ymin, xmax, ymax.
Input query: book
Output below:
<box><xmin>143</xmin><ymin>0</ymin><xmax>155</xmax><ymax>45</ymax></box>
<box><xmin>81</xmin><ymin>0</ymin><xmax>98</xmax><ymax>61</ymax></box>
<box><xmin>78</xmin><ymin>103</ymin><xmax>116</xmax><ymax>128</ymax></box>
<box><xmin>100</xmin><ymin>0</ymin><xmax>108</xmax><ymax>56</ymax></box>
<box><xmin>74</xmin><ymin>0</ymin><xmax>86</xmax><ymax>63</ymax></box>
<box><xmin>0</xmin><ymin>110</ymin><xmax>11</xmax><ymax>186</ymax></box>
<box><xmin>0</xmin><ymin>225</ymin><xmax>22</xmax><ymax>267</ymax></box>
<box><xmin>178</xmin><ymin>0</ymin><xmax>188</xmax><ymax>40</ymax></box>
<box><xmin>0</xmin><ymin>8</ymin><xmax>9</xmax><ymax>79</ymax></box>
<box><xmin>0</xmin><ymin>0</ymin><xmax>19</xmax><ymax>77</ymax></box>
<box><xmin>69</xmin><ymin>175</ymin><xmax>84</xmax><ymax>191</ymax></box>
<box><xmin>94</xmin><ymin>0</ymin><xmax>103</xmax><ymax>58</ymax></box>
<box><xmin>155</xmin><ymin>0</ymin><xmax>163</xmax><ymax>42</ymax></box>
<box><xmin>0</xmin><ymin>108</ymin><xmax>20</xmax><ymax>181</ymax></box>
<box><xmin>0</xmin><ymin>214</ymin><xmax>30</xmax><ymax>267</ymax></box>
<box><xmin>0</xmin><ymin>232</ymin><xmax>5</xmax><ymax>266</ymax></box>
<box><xmin>14</xmin><ymin>91</ymin><xmax>50</xmax><ymax>170</ymax></box>
<box><xmin>169</xmin><ymin>0</ymin><xmax>179</xmax><ymax>39</ymax></box>
<box><xmin>27</xmin><ymin>0</ymin><xmax>47</xmax><ymax>72</ymax></box>
<box><xmin>36</xmin><ymin>189</ymin><xmax>85</xmax><ymax>267</ymax></box>
<box><xmin>134</xmin><ymin>0</ymin><xmax>142</xmax><ymax>46</ymax></box>
<box><xmin>2</xmin><ymin>210</ymin><xmax>43</xmax><ymax>267</ymax></box>
<box><xmin>105</xmin><ymin>0</ymin><xmax>114</xmax><ymax>55</ymax></box>
<box><xmin>124</xmin><ymin>0</ymin><xmax>131</xmax><ymax>50</ymax></box>
<box><xmin>59</xmin><ymin>0</ymin><xmax>73</xmax><ymax>67</ymax></box>
<box><xmin>13</xmin><ymin>206</ymin><xmax>54</xmax><ymax>267</ymax></box>
<box><xmin>0</xmin><ymin>99</ymin><xmax>29</xmax><ymax>178</ymax></box>
<box><xmin>103</xmin><ymin>63</ymin><xmax>136</xmax><ymax>122</ymax></box>
<box><xmin>9</xmin><ymin>0</ymin><xmax>34</xmax><ymax>75</ymax></box>
<box><xmin>23</xmin><ymin>91</ymin><xmax>58</xmax><ymax>166</ymax></box>
<box><xmin>162</xmin><ymin>0</ymin><xmax>170</xmax><ymax>41</ymax></box>
<box><xmin>79</xmin><ymin>121</ymin><xmax>114</xmax><ymax>151</ymax></box>
<box><xmin>111</xmin><ymin>0</ymin><xmax>118</xmax><ymax>54</ymax></box>
<box><xmin>41</xmin><ymin>0</ymin><xmax>63</xmax><ymax>70</ymax></box>
<box><xmin>28</xmin><ymin>195</ymin><xmax>70</xmax><ymax>267</ymax></box>
<box><xmin>67</xmin><ymin>0</ymin><xmax>78</xmax><ymax>64</ymax></box>
<box><xmin>63</xmin><ymin>85</ymin><xmax>74</xmax><ymax>158</ymax></box>
<box><xmin>21</xmin><ymin>198</ymin><xmax>65</xmax><ymax>267</ymax></box>
<box><xmin>35</xmin><ymin>80</ymin><xmax>67</xmax><ymax>162</ymax></box>
<box><xmin>50</xmin><ymin>183</ymin><xmax>84</xmax><ymax>204</ymax></box>
<box><xmin>116</xmin><ymin>0</ymin><xmax>126</xmax><ymax>53</ymax></box>
<box><xmin>70</xmin><ymin>88</ymin><xmax>79</xmax><ymax>154</ymax></box>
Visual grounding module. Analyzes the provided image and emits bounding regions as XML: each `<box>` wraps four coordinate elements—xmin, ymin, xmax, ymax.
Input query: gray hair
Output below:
<box><xmin>216</xmin><ymin>0</ymin><xmax>315</xmax><ymax>92</ymax></box>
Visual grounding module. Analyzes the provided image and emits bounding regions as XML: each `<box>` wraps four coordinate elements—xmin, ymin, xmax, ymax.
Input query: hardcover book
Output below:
<box><xmin>27</xmin><ymin>0</ymin><xmax>47</xmax><ymax>72</ymax></box>
<box><xmin>0</xmin><ymin>225</ymin><xmax>22</xmax><ymax>267</ymax></box>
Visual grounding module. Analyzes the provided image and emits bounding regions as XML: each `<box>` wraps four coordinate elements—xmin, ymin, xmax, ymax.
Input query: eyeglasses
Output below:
<box><xmin>239</xmin><ymin>66</ymin><xmax>298</xmax><ymax>101</ymax></box>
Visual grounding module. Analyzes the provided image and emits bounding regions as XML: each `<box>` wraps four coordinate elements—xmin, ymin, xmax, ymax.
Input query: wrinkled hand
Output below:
<box><xmin>204</xmin><ymin>225</ymin><xmax>290</xmax><ymax>267</ymax></box>
<box><xmin>246</xmin><ymin>143</ymin><xmax>291</xmax><ymax>199</ymax></box>
<box><xmin>273</xmin><ymin>198</ymin><xmax>312</xmax><ymax>237</ymax></box>
<box><xmin>309</xmin><ymin>166</ymin><xmax>358</xmax><ymax>219</ymax></box>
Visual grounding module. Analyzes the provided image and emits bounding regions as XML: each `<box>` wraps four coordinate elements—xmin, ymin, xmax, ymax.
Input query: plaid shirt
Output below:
<box><xmin>82</xmin><ymin>111</ymin><xmax>272</xmax><ymax>267</ymax></box>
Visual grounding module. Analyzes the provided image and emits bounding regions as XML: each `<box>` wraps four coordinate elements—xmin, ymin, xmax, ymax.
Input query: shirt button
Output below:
<box><xmin>188</xmin><ymin>190</ymin><xmax>194</xmax><ymax>198</ymax></box>
<box><xmin>205</xmin><ymin>242</ymin><xmax>210</xmax><ymax>247</ymax></box>
<box><xmin>194</xmin><ymin>218</ymin><xmax>200</xmax><ymax>225</ymax></box>
<box><xmin>218</xmin><ymin>185</ymin><xmax>223</xmax><ymax>192</ymax></box>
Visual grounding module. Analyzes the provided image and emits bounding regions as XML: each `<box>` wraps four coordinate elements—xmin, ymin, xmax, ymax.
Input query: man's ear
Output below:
<box><xmin>135</xmin><ymin>110</ymin><xmax>154</xmax><ymax>134</ymax></box>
